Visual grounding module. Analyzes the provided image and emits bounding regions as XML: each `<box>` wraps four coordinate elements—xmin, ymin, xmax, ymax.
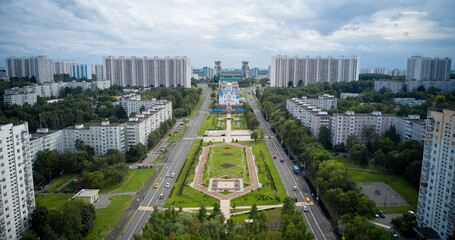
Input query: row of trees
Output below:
<box><xmin>24</xmin><ymin>200</ymin><xmax>96</xmax><ymax>240</ymax></box>
<box><xmin>135</xmin><ymin>197</ymin><xmax>313</xmax><ymax>240</ymax></box>
<box><xmin>244</xmin><ymin>103</ymin><xmax>259</xmax><ymax>130</ymax></box>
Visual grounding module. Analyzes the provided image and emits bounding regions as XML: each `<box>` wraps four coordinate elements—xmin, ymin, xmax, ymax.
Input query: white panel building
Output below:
<box><xmin>331</xmin><ymin>111</ymin><xmax>392</xmax><ymax>145</ymax></box>
<box><xmin>0</xmin><ymin>122</ymin><xmax>35</xmax><ymax>239</ymax></box>
<box><xmin>416</xmin><ymin>109</ymin><xmax>455</xmax><ymax>239</ymax></box>
<box><xmin>103</xmin><ymin>56</ymin><xmax>192</xmax><ymax>88</ymax></box>
<box><xmin>391</xmin><ymin>115</ymin><xmax>426</xmax><ymax>143</ymax></box>
<box><xmin>6</xmin><ymin>56</ymin><xmax>54</xmax><ymax>83</ymax></box>
<box><xmin>29</xmin><ymin>128</ymin><xmax>64</xmax><ymax>163</ymax></box>
<box><xmin>406</xmin><ymin>56</ymin><xmax>451</xmax><ymax>81</ymax></box>
<box><xmin>270</xmin><ymin>55</ymin><xmax>359</xmax><ymax>87</ymax></box>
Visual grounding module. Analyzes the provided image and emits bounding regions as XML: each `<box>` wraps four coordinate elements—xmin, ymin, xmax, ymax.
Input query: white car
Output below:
<box><xmin>171</xmin><ymin>173</ymin><xmax>175</xmax><ymax>178</ymax></box>
<box><xmin>303</xmin><ymin>206</ymin><xmax>308</xmax><ymax>212</ymax></box>
<box><xmin>293</xmin><ymin>186</ymin><xmax>297</xmax><ymax>191</ymax></box>
<box><xmin>166</xmin><ymin>183</ymin><xmax>170</xmax><ymax>188</ymax></box>
<box><xmin>165</xmin><ymin>173</ymin><xmax>170</xmax><ymax>178</ymax></box>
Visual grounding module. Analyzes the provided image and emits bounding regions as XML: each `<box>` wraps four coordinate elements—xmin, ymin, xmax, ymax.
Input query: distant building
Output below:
<box><xmin>391</xmin><ymin>115</ymin><xmax>425</xmax><ymax>143</ymax></box>
<box><xmin>6</xmin><ymin>56</ymin><xmax>54</xmax><ymax>83</ymax></box>
<box><xmin>416</xmin><ymin>109</ymin><xmax>455</xmax><ymax>239</ymax></box>
<box><xmin>374</xmin><ymin>79</ymin><xmax>455</xmax><ymax>93</ymax></box>
<box><xmin>241</xmin><ymin>61</ymin><xmax>249</xmax><ymax>78</ymax></box>
<box><xmin>249</xmin><ymin>67</ymin><xmax>259</xmax><ymax>78</ymax></box>
<box><xmin>0</xmin><ymin>122</ymin><xmax>35</xmax><ymax>240</ymax></box>
<box><xmin>360</xmin><ymin>68</ymin><xmax>406</xmax><ymax>76</ymax></box>
<box><xmin>3</xmin><ymin>88</ymin><xmax>37</xmax><ymax>106</ymax></box>
<box><xmin>374</xmin><ymin>80</ymin><xmax>405</xmax><ymax>93</ymax></box>
<box><xmin>270</xmin><ymin>55</ymin><xmax>359</xmax><ymax>87</ymax></box>
<box><xmin>340</xmin><ymin>93</ymin><xmax>361</xmax><ymax>99</ymax></box>
<box><xmin>53</xmin><ymin>60</ymin><xmax>77</xmax><ymax>75</ymax></box>
<box><xmin>406</xmin><ymin>56</ymin><xmax>451</xmax><ymax>81</ymax></box>
<box><xmin>394</xmin><ymin>98</ymin><xmax>426</xmax><ymax>106</ymax></box>
<box><xmin>103</xmin><ymin>56</ymin><xmax>192</xmax><ymax>88</ymax></box>
<box><xmin>203</xmin><ymin>66</ymin><xmax>214</xmax><ymax>78</ymax></box>
<box><xmin>214</xmin><ymin>60</ymin><xmax>222</xmax><ymax>76</ymax></box>
<box><xmin>331</xmin><ymin>111</ymin><xmax>392</xmax><ymax>145</ymax></box>
<box><xmin>286</xmin><ymin>98</ymin><xmax>332</xmax><ymax>139</ymax></box>
<box><xmin>3</xmin><ymin>80</ymin><xmax>111</xmax><ymax>106</ymax></box>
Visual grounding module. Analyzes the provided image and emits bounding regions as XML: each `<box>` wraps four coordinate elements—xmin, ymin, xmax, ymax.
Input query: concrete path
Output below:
<box><xmin>220</xmin><ymin>199</ymin><xmax>230</xmax><ymax>219</ymax></box>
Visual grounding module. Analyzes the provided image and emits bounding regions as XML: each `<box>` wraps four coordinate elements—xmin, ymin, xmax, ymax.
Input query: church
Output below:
<box><xmin>219</xmin><ymin>82</ymin><xmax>240</xmax><ymax>105</ymax></box>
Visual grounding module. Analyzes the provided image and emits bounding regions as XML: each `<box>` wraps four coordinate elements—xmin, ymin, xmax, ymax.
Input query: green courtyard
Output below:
<box><xmin>202</xmin><ymin>144</ymin><xmax>250</xmax><ymax>182</ymax></box>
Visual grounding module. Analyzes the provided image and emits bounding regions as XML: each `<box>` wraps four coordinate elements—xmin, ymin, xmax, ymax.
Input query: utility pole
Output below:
<box><xmin>384</xmin><ymin>194</ymin><xmax>387</xmax><ymax>212</ymax></box>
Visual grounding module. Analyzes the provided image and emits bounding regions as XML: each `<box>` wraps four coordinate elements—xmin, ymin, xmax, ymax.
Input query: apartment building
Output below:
<box><xmin>29</xmin><ymin>128</ymin><xmax>64</xmax><ymax>163</ymax></box>
<box><xmin>121</xmin><ymin>94</ymin><xmax>172</xmax><ymax>118</ymax></box>
<box><xmin>340</xmin><ymin>93</ymin><xmax>361</xmax><ymax>99</ymax></box>
<box><xmin>124</xmin><ymin>104</ymin><xmax>172</xmax><ymax>148</ymax></box>
<box><xmin>6</xmin><ymin>56</ymin><xmax>54</xmax><ymax>83</ymax></box>
<box><xmin>270</xmin><ymin>55</ymin><xmax>359</xmax><ymax>87</ymax></box>
<box><xmin>214</xmin><ymin>61</ymin><xmax>222</xmax><ymax>76</ymax></box>
<box><xmin>394</xmin><ymin>98</ymin><xmax>426</xmax><ymax>106</ymax></box>
<box><xmin>3</xmin><ymin>88</ymin><xmax>37</xmax><ymax>106</ymax></box>
<box><xmin>331</xmin><ymin>111</ymin><xmax>392</xmax><ymax>145</ymax></box>
<box><xmin>374</xmin><ymin>80</ymin><xmax>455</xmax><ymax>93</ymax></box>
<box><xmin>416</xmin><ymin>109</ymin><xmax>455</xmax><ymax>239</ymax></box>
<box><xmin>241</xmin><ymin>61</ymin><xmax>249</xmax><ymax>78</ymax></box>
<box><xmin>286</xmin><ymin>97</ymin><xmax>332</xmax><ymax>139</ymax></box>
<box><xmin>0</xmin><ymin>122</ymin><xmax>35</xmax><ymax>240</ymax></box>
<box><xmin>62</xmin><ymin>121</ymin><xmax>125</xmax><ymax>156</ymax></box>
<box><xmin>53</xmin><ymin>60</ymin><xmax>76</xmax><ymax>75</ymax></box>
<box><xmin>3</xmin><ymin>80</ymin><xmax>111</xmax><ymax>106</ymax></box>
<box><xmin>391</xmin><ymin>115</ymin><xmax>426</xmax><ymax>143</ymax></box>
<box><xmin>203</xmin><ymin>67</ymin><xmax>213</xmax><ymax>79</ymax></box>
<box><xmin>103</xmin><ymin>56</ymin><xmax>192</xmax><ymax>88</ymax></box>
<box><xmin>407</xmin><ymin>56</ymin><xmax>451</xmax><ymax>81</ymax></box>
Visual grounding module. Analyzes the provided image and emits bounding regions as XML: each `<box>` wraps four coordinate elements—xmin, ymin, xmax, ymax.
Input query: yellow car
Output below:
<box><xmin>305</xmin><ymin>197</ymin><xmax>311</xmax><ymax>202</ymax></box>
<box><xmin>154</xmin><ymin>183</ymin><xmax>159</xmax><ymax>188</ymax></box>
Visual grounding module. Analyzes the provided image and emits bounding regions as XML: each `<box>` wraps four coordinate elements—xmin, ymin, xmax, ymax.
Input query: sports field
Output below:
<box><xmin>202</xmin><ymin>144</ymin><xmax>250</xmax><ymax>182</ymax></box>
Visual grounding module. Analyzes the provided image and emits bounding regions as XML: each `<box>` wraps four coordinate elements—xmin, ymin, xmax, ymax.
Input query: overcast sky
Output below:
<box><xmin>1</xmin><ymin>0</ymin><xmax>454</xmax><ymax>69</ymax></box>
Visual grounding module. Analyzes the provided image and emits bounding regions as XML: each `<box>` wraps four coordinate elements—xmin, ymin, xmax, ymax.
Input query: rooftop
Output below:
<box><xmin>74</xmin><ymin>189</ymin><xmax>99</xmax><ymax>197</ymax></box>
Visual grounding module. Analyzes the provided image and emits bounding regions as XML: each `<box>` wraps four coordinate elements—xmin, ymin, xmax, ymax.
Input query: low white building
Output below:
<box><xmin>340</xmin><ymin>93</ymin><xmax>361</xmax><ymax>99</ymax></box>
<box><xmin>73</xmin><ymin>189</ymin><xmax>99</xmax><ymax>204</ymax></box>
<box><xmin>286</xmin><ymin>98</ymin><xmax>332</xmax><ymax>139</ymax></box>
<box><xmin>3</xmin><ymin>88</ymin><xmax>37</xmax><ymax>106</ymax></box>
<box><xmin>121</xmin><ymin>94</ymin><xmax>171</xmax><ymax>117</ymax></box>
<box><xmin>29</xmin><ymin>128</ymin><xmax>64</xmax><ymax>162</ymax></box>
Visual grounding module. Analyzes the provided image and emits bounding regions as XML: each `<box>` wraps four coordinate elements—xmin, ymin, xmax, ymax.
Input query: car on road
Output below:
<box><xmin>154</xmin><ymin>183</ymin><xmax>159</xmax><ymax>188</ymax></box>
<box><xmin>159</xmin><ymin>193</ymin><xmax>164</xmax><ymax>199</ymax></box>
<box><xmin>389</xmin><ymin>230</ymin><xmax>398</xmax><ymax>238</ymax></box>
<box><xmin>166</xmin><ymin>183</ymin><xmax>170</xmax><ymax>188</ymax></box>
<box><xmin>171</xmin><ymin>173</ymin><xmax>175</xmax><ymax>178</ymax></box>
<box><xmin>294</xmin><ymin>197</ymin><xmax>298</xmax><ymax>202</ymax></box>
<box><xmin>221</xmin><ymin>134</ymin><xmax>226</xmax><ymax>136</ymax></box>
<box><xmin>303</xmin><ymin>206</ymin><xmax>308</xmax><ymax>212</ymax></box>
<box><xmin>293</xmin><ymin>186</ymin><xmax>297</xmax><ymax>191</ymax></box>
<box><xmin>305</xmin><ymin>197</ymin><xmax>310</xmax><ymax>202</ymax></box>
<box><xmin>273</xmin><ymin>155</ymin><xmax>277</xmax><ymax>159</ymax></box>
<box><xmin>408</xmin><ymin>210</ymin><xmax>415</xmax><ymax>215</ymax></box>
<box><xmin>378</xmin><ymin>210</ymin><xmax>386</xmax><ymax>218</ymax></box>
<box><xmin>165</xmin><ymin>173</ymin><xmax>170</xmax><ymax>178</ymax></box>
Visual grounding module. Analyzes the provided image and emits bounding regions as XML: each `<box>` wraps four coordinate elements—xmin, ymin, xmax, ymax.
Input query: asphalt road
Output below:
<box><xmin>246</xmin><ymin>86</ymin><xmax>337</xmax><ymax>240</ymax></box>
<box><xmin>118</xmin><ymin>85</ymin><xmax>211</xmax><ymax>240</ymax></box>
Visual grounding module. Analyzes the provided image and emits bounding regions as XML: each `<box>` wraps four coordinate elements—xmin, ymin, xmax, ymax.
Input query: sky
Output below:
<box><xmin>0</xmin><ymin>0</ymin><xmax>454</xmax><ymax>69</ymax></box>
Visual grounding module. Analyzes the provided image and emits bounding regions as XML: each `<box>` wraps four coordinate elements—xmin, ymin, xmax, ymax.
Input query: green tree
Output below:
<box><xmin>349</xmin><ymin>144</ymin><xmax>369</xmax><ymax>166</ymax></box>
<box><xmin>197</xmin><ymin>205</ymin><xmax>207</xmax><ymax>222</ymax></box>
<box><xmin>318</xmin><ymin>126</ymin><xmax>332</xmax><ymax>149</ymax></box>
<box><xmin>379</xmin><ymin>138</ymin><xmax>395</xmax><ymax>154</ymax></box>
<box><xmin>346</xmin><ymin>134</ymin><xmax>361</xmax><ymax>152</ymax></box>
<box><xmin>249</xmin><ymin>203</ymin><xmax>258</xmax><ymax>219</ymax></box>
<box><xmin>83</xmin><ymin>171</ymin><xmax>104</xmax><ymax>188</ymax></box>
<box><xmin>126</xmin><ymin>143</ymin><xmax>147</xmax><ymax>162</ymax></box>
<box><xmin>391</xmin><ymin>213</ymin><xmax>417</xmax><ymax>238</ymax></box>
<box><xmin>250</xmin><ymin>129</ymin><xmax>259</xmax><ymax>141</ymax></box>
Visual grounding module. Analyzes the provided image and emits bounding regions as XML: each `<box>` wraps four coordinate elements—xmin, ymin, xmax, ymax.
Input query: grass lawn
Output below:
<box><xmin>169</xmin><ymin>121</ymin><xmax>187</xmax><ymax>143</ymax></box>
<box><xmin>231</xmin><ymin>141</ymin><xmax>286</xmax><ymax>207</ymax></box>
<box><xmin>202</xmin><ymin>144</ymin><xmax>249</xmax><ymax>181</ymax></box>
<box><xmin>230</xmin><ymin>207</ymin><xmax>282</xmax><ymax>222</ymax></box>
<box><xmin>197</xmin><ymin>114</ymin><xmax>226</xmax><ymax>135</ymax></box>
<box><xmin>347</xmin><ymin>169</ymin><xmax>418</xmax><ymax>212</ymax></box>
<box><xmin>35</xmin><ymin>194</ymin><xmax>72</xmax><ymax>210</ymax></box>
<box><xmin>231</xmin><ymin>114</ymin><xmax>247</xmax><ymax>130</ymax></box>
<box><xmin>84</xmin><ymin>195</ymin><xmax>135</xmax><ymax>240</ymax></box>
<box><xmin>100</xmin><ymin>168</ymin><xmax>156</xmax><ymax>193</ymax></box>
<box><xmin>165</xmin><ymin>140</ymin><xmax>218</xmax><ymax>208</ymax></box>
<box><xmin>44</xmin><ymin>174</ymin><xmax>77</xmax><ymax>193</ymax></box>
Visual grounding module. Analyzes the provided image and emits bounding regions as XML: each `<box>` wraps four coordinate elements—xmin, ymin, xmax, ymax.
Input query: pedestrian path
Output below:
<box><xmin>220</xmin><ymin>199</ymin><xmax>230</xmax><ymax>220</ymax></box>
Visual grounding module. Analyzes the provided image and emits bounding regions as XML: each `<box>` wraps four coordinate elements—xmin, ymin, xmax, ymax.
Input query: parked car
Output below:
<box><xmin>378</xmin><ymin>210</ymin><xmax>386</xmax><ymax>218</ymax></box>
<box><xmin>303</xmin><ymin>206</ymin><xmax>308</xmax><ymax>212</ymax></box>
<box><xmin>408</xmin><ymin>210</ymin><xmax>415</xmax><ymax>215</ymax></box>
<box><xmin>389</xmin><ymin>230</ymin><xmax>398</xmax><ymax>238</ymax></box>
<box><xmin>221</xmin><ymin>134</ymin><xmax>226</xmax><ymax>136</ymax></box>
